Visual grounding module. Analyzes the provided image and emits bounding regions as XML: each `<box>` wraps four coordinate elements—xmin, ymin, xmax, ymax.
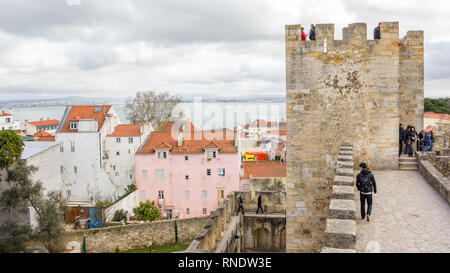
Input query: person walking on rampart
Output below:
<box><xmin>374</xmin><ymin>22</ymin><xmax>381</xmax><ymax>39</ymax></box>
<box><xmin>399</xmin><ymin>123</ymin><xmax>406</xmax><ymax>156</ymax></box>
<box><xmin>256</xmin><ymin>195</ymin><xmax>264</xmax><ymax>214</ymax></box>
<box><xmin>236</xmin><ymin>195</ymin><xmax>245</xmax><ymax>216</ymax></box>
<box><xmin>309</xmin><ymin>24</ymin><xmax>316</xmax><ymax>41</ymax></box>
<box><xmin>356</xmin><ymin>163</ymin><xmax>377</xmax><ymax>222</ymax></box>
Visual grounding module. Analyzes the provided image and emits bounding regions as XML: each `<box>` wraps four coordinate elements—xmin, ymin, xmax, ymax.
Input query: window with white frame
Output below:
<box><xmin>185</xmin><ymin>156</ymin><xmax>189</xmax><ymax>161</ymax></box>
<box><xmin>158</xmin><ymin>151</ymin><xmax>167</xmax><ymax>159</ymax></box>
<box><xmin>128</xmin><ymin>137</ymin><xmax>133</xmax><ymax>143</ymax></box>
<box><xmin>202</xmin><ymin>190</ymin><xmax>207</xmax><ymax>199</ymax></box>
<box><xmin>116</xmin><ymin>137</ymin><xmax>121</xmax><ymax>143</ymax></box>
<box><xmin>60</xmin><ymin>166</ymin><xmax>64</xmax><ymax>174</ymax></box>
<box><xmin>60</xmin><ymin>143</ymin><xmax>64</xmax><ymax>152</ymax></box>
<box><xmin>156</xmin><ymin>169</ymin><xmax>165</xmax><ymax>180</ymax></box>
<box><xmin>69</xmin><ymin>121</ymin><xmax>77</xmax><ymax>130</ymax></box>
<box><xmin>203</xmin><ymin>208</ymin><xmax>207</xmax><ymax>215</ymax></box>
<box><xmin>142</xmin><ymin>170</ymin><xmax>148</xmax><ymax>178</ymax></box>
<box><xmin>206</xmin><ymin>169</ymin><xmax>211</xmax><ymax>176</ymax></box>
<box><xmin>218</xmin><ymin>168</ymin><xmax>225</xmax><ymax>177</ymax></box>
<box><xmin>115</xmin><ymin>172</ymin><xmax>119</xmax><ymax>177</ymax></box>
<box><xmin>185</xmin><ymin>191</ymin><xmax>190</xmax><ymax>200</ymax></box>
<box><xmin>158</xmin><ymin>190</ymin><xmax>164</xmax><ymax>199</ymax></box>
<box><xmin>185</xmin><ymin>175</ymin><xmax>189</xmax><ymax>180</ymax></box>
<box><xmin>74</xmin><ymin>166</ymin><xmax>77</xmax><ymax>174</ymax></box>
<box><xmin>207</xmin><ymin>150</ymin><xmax>217</xmax><ymax>159</ymax></box>
<box><xmin>70</xmin><ymin>141</ymin><xmax>75</xmax><ymax>152</ymax></box>
<box><xmin>186</xmin><ymin>208</ymin><xmax>190</xmax><ymax>215</ymax></box>
<box><xmin>66</xmin><ymin>190</ymin><xmax>71</xmax><ymax>197</ymax></box>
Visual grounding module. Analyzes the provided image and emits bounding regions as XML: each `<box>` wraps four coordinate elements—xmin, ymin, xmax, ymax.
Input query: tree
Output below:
<box><xmin>132</xmin><ymin>200</ymin><xmax>161</xmax><ymax>222</ymax></box>
<box><xmin>125</xmin><ymin>91</ymin><xmax>183</xmax><ymax>127</ymax></box>
<box><xmin>424</xmin><ymin>97</ymin><xmax>449</xmax><ymax>114</ymax></box>
<box><xmin>0</xmin><ymin>160</ymin><xmax>65</xmax><ymax>253</ymax></box>
<box><xmin>112</xmin><ymin>209</ymin><xmax>128</xmax><ymax>222</ymax></box>
<box><xmin>0</xmin><ymin>130</ymin><xmax>24</xmax><ymax>170</ymax></box>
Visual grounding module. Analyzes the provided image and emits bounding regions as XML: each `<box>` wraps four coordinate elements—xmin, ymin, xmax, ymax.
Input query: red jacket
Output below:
<box><xmin>301</xmin><ymin>31</ymin><xmax>307</xmax><ymax>41</ymax></box>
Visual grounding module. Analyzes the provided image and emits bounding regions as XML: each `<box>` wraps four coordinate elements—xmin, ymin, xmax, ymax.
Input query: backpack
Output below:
<box><xmin>358</xmin><ymin>173</ymin><xmax>373</xmax><ymax>193</ymax></box>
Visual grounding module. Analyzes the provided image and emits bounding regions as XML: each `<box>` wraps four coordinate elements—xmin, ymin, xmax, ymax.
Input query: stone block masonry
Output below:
<box><xmin>286</xmin><ymin>22</ymin><xmax>423</xmax><ymax>252</ymax></box>
<box><xmin>27</xmin><ymin>216</ymin><xmax>208</xmax><ymax>253</ymax></box>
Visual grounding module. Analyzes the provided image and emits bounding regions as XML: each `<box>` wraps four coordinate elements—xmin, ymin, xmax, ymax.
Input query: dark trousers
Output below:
<box><xmin>360</xmin><ymin>193</ymin><xmax>373</xmax><ymax>219</ymax></box>
<box><xmin>399</xmin><ymin>140</ymin><xmax>403</xmax><ymax>156</ymax></box>
<box><xmin>256</xmin><ymin>204</ymin><xmax>264</xmax><ymax>214</ymax></box>
<box><xmin>405</xmin><ymin>141</ymin><xmax>414</xmax><ymax>156</ymax></box>
<box><xmin>236</xmin><ymin>205</ymin><xmax>244</xmax><ymax>215</ymax></box>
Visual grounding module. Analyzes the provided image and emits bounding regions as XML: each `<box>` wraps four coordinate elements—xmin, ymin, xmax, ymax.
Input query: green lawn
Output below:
<box><xmin>121</xmin><ymin>242</ymin><xmax>189</xmax><ymax>253</ymax></box>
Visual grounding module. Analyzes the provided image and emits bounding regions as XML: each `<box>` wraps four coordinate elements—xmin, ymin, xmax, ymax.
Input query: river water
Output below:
<box><xmin>4</xmin><ymin>102</ymin><xmax>286</xmax><ymax>130</ymax></box>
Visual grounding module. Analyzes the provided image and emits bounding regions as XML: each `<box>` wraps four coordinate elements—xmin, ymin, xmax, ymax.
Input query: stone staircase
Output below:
<box><xmin>321</xmin><ymin>143</ymin><xmax>357</xmax><ymax>253</ymax></box>
<box><xmin>399</xmin><ymin>155</ymin><xmax>418</xmax><ymax>171</ymax></box>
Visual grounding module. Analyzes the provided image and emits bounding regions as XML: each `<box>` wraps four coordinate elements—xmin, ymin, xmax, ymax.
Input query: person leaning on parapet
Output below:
<box><xmin>356</xmin><ymin>163</ymin><xmax>377</xmax><ymax>222</ymax></box>
<box><xmin>374</xmin><ymin>22</ymin><xmax>381</xmax><ymax>39</ymax></box>
<box><xmin>399</xmin><ymin>123</ymin><xmax>406</xmax><ymax>157</ymax></box>
<box><xmin>309</xmin><ymin>24</ymin><xmax>316</xmax><ymax>41</ymax></box>
<box><xmin>236</xmin><ymin>195</ymin><xmax>245</xmax><ymax>216</ymax></box>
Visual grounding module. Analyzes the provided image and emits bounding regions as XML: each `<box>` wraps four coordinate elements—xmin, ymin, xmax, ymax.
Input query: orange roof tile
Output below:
<box><xmin>138</xmin><ymin>130</ymin><xmax>237</xmax><ymax>154</ymax></box>
<box><xmin>28</xmin><ymin>119</ymin><xmax>59</xmax><ymax>127</ymax></box>
<box><xmin>157</xmin><ymin>120</ymin><xmax>197</xmax><ymax>132</ymax></box>
<box><xmin>36</xmin><ymin>136</ymin><xmax>56</xmax><ymax>142</ymax></box>
<box><xmin>424</xmin><ymin>113</ymin><xmax>450</xmax><ymax>120</ymax></box>
<box><xmin>0</xmin><ymin>111</ymin><xmax>11</xmax><ymax>117</ymax></box>
<box><xmin>108</xmin><ymin>124</ymin><xmax>143</xmax><ymax>137</ymax></box>
<box><xmin>59</xmin><ymin>105</ymin><xmax>111</xmax><ymax>133</ymax></box>
<box><xmin>32</xmin><ymin>130</ymin><xmax>52</xmax><ymax>137</ymax></box>
<box><xmin>241</xmin><ymin>161</ymin><xmax>286</xmax><ymax>179</ymax></box>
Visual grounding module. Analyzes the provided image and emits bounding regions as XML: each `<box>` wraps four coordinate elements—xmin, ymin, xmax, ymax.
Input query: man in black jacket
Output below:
<box><xmin>356</xmin><ymin>163</ymin><xmax>377</xmax><ymax>222</ymax></box>
<box><xmin>399</xmin><ymin>123</ymin><xmax>406</xmax><ymax>156</ymax></box>
<box><xmin>374</xmin><ymin>22</ymin><xmax>381</xmax><ymax>39</ymax></box>
<box><xmin>309</xmin><ymin>24</ymin><xmax>316</xmax><ymax>41</ymax></box>
<box><xmin>236</xmin><ymin>195</ymin><xmax>244</xmax><ymax>216</ymax></box>
<box><xmin>256</xmin><ymin>195</ymin><xmax>264</xmax><ymax>214</ymax></box>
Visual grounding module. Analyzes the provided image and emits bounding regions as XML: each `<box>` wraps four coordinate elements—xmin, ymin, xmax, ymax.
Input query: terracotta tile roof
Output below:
<box><xmin>108</xmin><ymin>124</ymin><xmax>143</xmax><ymax>137</ymax></box>
<box><xmin>425</xmin><ymin>125</ymin><xmax>434</xmax><ymax>132</ymax></box>
<box><xmin>28</xmin><ymin>119</ymin><xmax>59</xmax><ymax>127</ymax></box>
<box><xmin>36</xmin><ymin>136</ymin><xmax>56</xmax><ymax>142</ymax></box>
<box><xmin>424</xmin><ymin>113</ymin><xmax>450</xmax><ymax>120</ymax></box>
<box><xmin>59</xmin><ymin>105</ymin><xmax>111</xmax><ymax>133</ymax></box>
<box><xmin>0</xmin><ymin>111</ymin><xmax>11</xmax><ymax>117</ymax></box>
<box><xmin>138</xmin><ymin>130</ymin><xmax>237</xmax><ymax>154</ymax></box>
<box><xmin>32</xmin><ymin>130</ymin><xmax>52</xmax><ymax>137</ymax></box>
<box><xmin>203</xmin><ymin>141</ymin><xmax>221</xmax><ymax>149</ymax></box>
<box><xmin>241</xmin><ymin>161</ymin><xmax>286</xmax><ymax>179</ymax></box>
<box><xmin>157</xmin><ymin>120</ymin><xmax>197</xmax><ymax>132</ymax></box>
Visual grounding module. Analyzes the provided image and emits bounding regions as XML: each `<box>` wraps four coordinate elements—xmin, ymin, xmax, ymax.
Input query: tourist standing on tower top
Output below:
<box><xmin>309</xmin><ymin>24</ymin><xmax>316</xmax><ymax>41</ymax></box>
<box><xmin>374</xmin><ymin>22</ymin><xmax>381</xmax><ymax>39</ymax></box>
<box><xmin>300</xmin><ymin>27</ymin><xmax>307</xmax><ymax>41</ymax></box>
<box><xmin>356</xmin><ymin>163</ymin><xmax>377</xmax><ymax>222</ymax></box>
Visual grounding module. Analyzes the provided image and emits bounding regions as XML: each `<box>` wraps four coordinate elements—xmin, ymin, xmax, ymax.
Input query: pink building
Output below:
<box><xmin>135</xmin><ymin>125</ymin><xmax>240</xmax><ymax>219</ymax></box>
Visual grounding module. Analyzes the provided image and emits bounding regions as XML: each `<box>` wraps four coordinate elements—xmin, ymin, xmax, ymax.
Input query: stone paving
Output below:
<box><xmin>356</xmin><ymin>170</ymin><xmax>450</xmax><ymax>253</ymax></box>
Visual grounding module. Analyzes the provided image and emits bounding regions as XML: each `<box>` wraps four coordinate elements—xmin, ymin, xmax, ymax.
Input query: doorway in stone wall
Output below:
<box><xmin>255</xmin><ymin>228</ymin><xmax>270</xmax><ymax>249</ymax></box>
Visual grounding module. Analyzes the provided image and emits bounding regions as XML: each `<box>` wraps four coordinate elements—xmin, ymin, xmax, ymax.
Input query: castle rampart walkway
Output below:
<box><xmin>356</xmin><ymin>170</ymin><xmax>450</xmax><ymax>253</ymax></box>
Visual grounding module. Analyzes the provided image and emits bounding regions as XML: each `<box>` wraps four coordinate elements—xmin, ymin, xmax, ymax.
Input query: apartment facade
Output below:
<box><xmin>55</xmin><ymin>105</ymin><xmax>121</xmax><ymax>203</ymax></box>
<box><xmin>0</xmin><ymin>110</ymin><xmax>22</xmax><ymax>131</ymax></box>
<box><xmin>135</xmin><ymin>128</ymin><xmax>240</xmax><ymax>219</ymax></box>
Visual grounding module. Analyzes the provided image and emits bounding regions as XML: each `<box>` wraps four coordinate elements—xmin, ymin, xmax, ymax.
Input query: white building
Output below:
<box><xmin>55</xmin><ymin>105</ymin><xmax>121</xmax><ymax>204</ymax></box>
<box><xmin>103</xmin><ymin>123</ymin><xmax>152</xmax><ymax>195</ymax></box>
<box><xmin>0</xmin><ymin>110</ymin><xmax>22</xmax><ymax>131</ymax></box>
<box><xmin>0</xmin><ymin>141</ymin><xmax>63</xmax><ymax>230</ymax></box>
<box><xmin>25</xmin><ymin>119</ymin><xmax>60</xmax><ymax>136</ymax></box>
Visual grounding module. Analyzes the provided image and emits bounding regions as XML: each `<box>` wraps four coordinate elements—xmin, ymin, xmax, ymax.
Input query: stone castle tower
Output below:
<box><xmin>285</xmin><ymin>22</ymin><xmax>423</xmax><ymax>252</ymax></box>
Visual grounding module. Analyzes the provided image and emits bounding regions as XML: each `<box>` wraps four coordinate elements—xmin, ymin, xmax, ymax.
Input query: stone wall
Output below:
<box><xmin>417</xmin><ymin>153</ymin><xmax>450</xmax><ymax>205</ymax></box>
<box><xmin>187</xmin><ymin>190</ymin><xmax>286</xmax><ymax>253</ymax></box>
<box><xmin>285</xmin><ymin>22</ymin><xmax>423</xmax><ymax>252</ymax></box>
<box><xmin>28</xmin><ymin>216</ymin><xmax>208</xmax><ymax>253</ymax></box>
<box><xmin>321</xmin><ymin>144</ymin><xmax>357</xmax><ymax>253</ymax></box>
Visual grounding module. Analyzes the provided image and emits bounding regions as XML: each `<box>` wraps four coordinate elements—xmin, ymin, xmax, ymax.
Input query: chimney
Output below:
<box><xmin>177</xmin><ymin>131</ymin><xmax>183</xmax><ymax>147</ymax></box>
<box><xmin>40</xmin><ymin>118</ymin><xmax>43</xmax><ymax>121</ymax></box>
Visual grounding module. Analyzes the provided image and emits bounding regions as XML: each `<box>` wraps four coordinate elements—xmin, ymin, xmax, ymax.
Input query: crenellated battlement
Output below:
<box><xmin>285</xmin><ymin>21</ymin><xmax>424</xmax><ymax>253</ymax></box>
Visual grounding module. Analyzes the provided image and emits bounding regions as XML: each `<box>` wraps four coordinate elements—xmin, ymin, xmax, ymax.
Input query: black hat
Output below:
<box><xmin>359</xmin><ymin>162</ymin><xmax>367</xmax><ymax>169</ymax></box>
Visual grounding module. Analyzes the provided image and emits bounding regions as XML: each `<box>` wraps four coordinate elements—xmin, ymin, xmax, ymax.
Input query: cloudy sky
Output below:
<box><xmin>0</xmin><ymin>0</ymin><xmax>449</xmax><ymax>101</ymax></box>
